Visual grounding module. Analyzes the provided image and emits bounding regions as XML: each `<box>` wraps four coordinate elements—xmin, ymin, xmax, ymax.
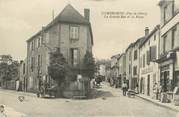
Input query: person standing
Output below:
<box><xmin>153</xmin><ymin>83</ymin><xmax>158</xmax><ymax>100</ymax></box>
<box><xmin>122</xmin><ymin>82</ymin><xmax>127</xmax><ymax>96</ymax></box>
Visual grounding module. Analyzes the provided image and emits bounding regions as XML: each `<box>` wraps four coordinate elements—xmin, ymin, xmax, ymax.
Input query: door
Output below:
<box><xmin>147</xmin><ymin>75</ymin><xmax>150</xmax><ymax>96</ymax></box>
<box><xmin>163</xmin><ymin>71</ymin><xmax>169</xmax><ymax>92</ymax></box>
<box><xmin>140</xmin><ymin>78</ymin><xmax>143</xmax><ymax>93</ymax></box>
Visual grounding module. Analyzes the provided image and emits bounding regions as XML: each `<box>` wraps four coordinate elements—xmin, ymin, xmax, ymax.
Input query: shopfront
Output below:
<box><xmin>156</xmin><ymin>52</ymin><xmax>176</xmax><ymax>102</ymax></box>
<box><xmin>160</xmin><ymin>63</ymin><xmax>174</xmax><ymax>92</ymax></box>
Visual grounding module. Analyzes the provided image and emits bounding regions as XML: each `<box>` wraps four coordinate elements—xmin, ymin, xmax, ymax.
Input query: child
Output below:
<box><xmin>0</xmin><ymin>105</ymin><xmax>7</xmax><ymax>117</ymax></box>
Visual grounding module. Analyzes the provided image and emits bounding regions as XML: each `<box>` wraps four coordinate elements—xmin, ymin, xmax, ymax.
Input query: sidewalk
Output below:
<box><xmin>136</xmin><ymin>93</ymin><xmax>179</xmax><ymax>112</ymax></box>
<box><xmin>0</xmin><ymin>88</ymin><xmax>37</xmax><ymax>98</ymax></box>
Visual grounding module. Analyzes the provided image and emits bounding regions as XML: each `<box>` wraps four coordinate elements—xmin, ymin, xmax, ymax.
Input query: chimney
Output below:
<box><xmin>20</xmin><ymin>60</ymin><xmax>23</xmax><ymax>64</ymax></box>
<box><xmin>84</xmin><ymin>9</ymin><xmax>90</xmax><ymax>21</ymax></box>
<box><xmin>145</xmin><ymin>27</ymin><xmax>149</xmax><ymax>36</ymax></box>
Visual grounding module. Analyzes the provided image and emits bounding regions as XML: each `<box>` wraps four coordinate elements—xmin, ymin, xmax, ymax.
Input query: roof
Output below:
<box><xmin>111</xmin><ymin>54</ymin><xmax>121</xmax><ymax>59</ymax></box>
<box><xmin>27</xmin><ymin>4</ymin><xmax>93</xmax><ymax>44</ymax></box>
<box><xmin>117</xmin><ymin>53</ymin><xmax>125</xmax><ymax>60</ymax></box>
<box><xmin>139</xmin><ymin>25</ymin><xmax>160</xmax><ymax>48</ymax></box>
<box><xmin>125</xmin><ymin>36</ymin><xmax>145</xmax><ymax>52</ymax></box>
<box><xmin>125</xmin><ymin>43</ymin><xmax>134</xmax><ymax>52</ymax></box>
<box><xmin>134</xmin><ymin>36</ymin><xmax>145</xmax><ymax>47</ymax></box>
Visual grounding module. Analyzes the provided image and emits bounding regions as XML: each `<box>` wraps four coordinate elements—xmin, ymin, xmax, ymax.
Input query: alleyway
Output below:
<box><xmin>0</xmin><ymin>83</ymin><xmax>177</xmax><ymax>117</ymax></box>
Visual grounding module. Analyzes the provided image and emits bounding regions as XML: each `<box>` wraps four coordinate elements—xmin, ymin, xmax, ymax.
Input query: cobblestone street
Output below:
<box><xmin>0</xmin><ymin>83</ymin><xmax>177</xmax><ymax>117</ymax></box>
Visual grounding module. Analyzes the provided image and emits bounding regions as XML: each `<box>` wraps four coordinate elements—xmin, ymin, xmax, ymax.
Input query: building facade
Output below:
<box><xmin>156</xmin><ymin>0</ymin><xmax>179</xmax><ymax>95</ymax></box>
<box><xmin>110</xmin><ymin>54</ymin><xmax>120</xmax><ymax>87</ymax></box>
<box><xmin>19</xmin><ymin>59</ymin><xmax>27</xmax><ymax>92</ymax></box>
<box><xmin>117</xmin><ymin>53</ymin><xmax>126</xmax><ymax>87</ymax></box>
<box><xmin>139</xmin><ymin>25</ymin><xmax>160</xmax><ymax>97</ymax></box>
<box><xmin>26</xmin><ymin>4</ymin><xmax>93</xmax><ymax>92</ymax></box>
<box><xmin>125</xmin><ymin>44</ymin><xmax>133</xmax><ymax>89</ymax></box>
<box><xmin>131</xmin><ymin>37</ymin><xmax>145</xmax><ymax>91</ymax></box>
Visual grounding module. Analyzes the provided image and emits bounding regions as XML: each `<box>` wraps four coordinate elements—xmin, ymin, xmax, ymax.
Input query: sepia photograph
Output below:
<box><xmin>0</xmin><ymin>0</ymin><xmax>179</xmax><ymax>116</ymax></box>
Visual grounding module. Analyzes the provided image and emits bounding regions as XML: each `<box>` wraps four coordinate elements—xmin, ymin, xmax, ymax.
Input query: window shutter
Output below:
<box><xmin>143</xmin><ymin>54</ymin><xmax>145</xmax><ymax>68</ymax></box>
<box><xmin>150</xmin><ymin>46</ymin><xmax>157</xmax><ymax>61</ymax></box>
<box><xmin>147</xmin><ymin>51</ymin><xmax>150</xmax><ymax>65</ymax></box>
<box><xmin>140</xmin><ymin>57</ymin><xmax>142</xmax><ymax>68</ymax></box>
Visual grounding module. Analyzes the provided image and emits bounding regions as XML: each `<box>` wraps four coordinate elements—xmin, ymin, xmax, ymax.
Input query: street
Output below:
<box><xmin>0</xmin><ymin>83</ymin><xmax>177</xmax><ymax>117</ymax></box>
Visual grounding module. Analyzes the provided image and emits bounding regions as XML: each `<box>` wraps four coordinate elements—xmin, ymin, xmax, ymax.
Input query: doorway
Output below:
<box><xmin>147</xmin><ymin>75</ymin><xmax>150</xmax><ymax>96</ymax></box>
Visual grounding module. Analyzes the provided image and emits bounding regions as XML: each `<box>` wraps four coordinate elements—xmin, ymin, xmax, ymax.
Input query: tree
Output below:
<box><xmin>82</xmin><ymin>51</ymin><xmax>95</xmax><ymax>79</ymax></box>
<box><xmin>0</xmin><ymin>55</ymin><xmax>19</xmax><ymax>88</ymax></box>
<box><xmin>48</xmin><ymin>48</ymin><xmax>68</xmax><ymax>86</ymax></box>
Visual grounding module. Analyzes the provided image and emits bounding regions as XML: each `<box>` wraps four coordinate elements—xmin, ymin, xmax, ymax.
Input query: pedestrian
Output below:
<box><xmin>122</xmin><ymin>82</ymin><xmax>127</xmax><ymax>96</ymax></box>
<box><xmin>135</xmin><ymin>83</ymin><xmax>139</xmax><ymax>94</ymax></box>
<box><xmin>158</xmin><ymin>85</ymin><xmax>163</xmax><ymax>101</ymax></box>
<box><xmin>0</xmin><ymin>105</ymin><xmax>7</xmax><ymax>117</ymax></box>
<box><xmin>153</xmin><ymin>83</ymin><xmax>158</xmax><ymax>100</ymax></box>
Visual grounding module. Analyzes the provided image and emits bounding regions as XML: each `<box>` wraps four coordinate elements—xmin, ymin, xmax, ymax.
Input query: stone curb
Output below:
<box><xmin>136</xmin><ymin>94</ymin><xmax>179</xmax><ymax>112</ymax></box>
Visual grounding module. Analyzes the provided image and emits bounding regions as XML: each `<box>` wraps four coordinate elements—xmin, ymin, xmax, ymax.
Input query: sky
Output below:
<box><xmin>0</xmin><ymin>0</ymin><xmax>161</xmax><ymax>60</ymax></box>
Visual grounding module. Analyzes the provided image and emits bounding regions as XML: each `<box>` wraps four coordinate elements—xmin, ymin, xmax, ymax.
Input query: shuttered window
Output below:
<box><xmin>150</xmin><ymin>46</ymin><xmax>157</xmax><ymax>61</ymax></box>
<box><xmin>143</xmin><ymin>54</ymin><xmax>145</xmax><ymax>68</ymax></box>
<box><xmin>133</xmin><ymin>66</ymin><xmax>137</xmax><ymax>75</ymax></box>
<box><xmin>134</xmin><ymin>50</ymin><xmax>137</xmax><ymax>60</ymax></box>
<box><xmin>147</xmin><ymin>51</ymin><xmax>150</xmax><ymax>65</ymax></box>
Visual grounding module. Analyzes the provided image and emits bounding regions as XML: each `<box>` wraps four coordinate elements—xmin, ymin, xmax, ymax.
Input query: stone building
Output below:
<box><xmin>139</xmin><ymin>25</ymin><xmax>160</xmax><ymax>97</ymax></box>
<box><xmin>125</xmin><ymin>36</ymin><xmax>145</xmax><ymax>90</ymax></box>
<box><xmin>125</xmin><ymin>44</ymin><xmax>133</xmax><ymax>89</ymax></box>
<box><xmin>26</xmin><ymin>4</ymin><xmax>93</xmax><ymax>92</ymax></box>
<box><xmin>156</xmin><ymin>0</ymin><xmax>179</xmax><ymax>95</ymax></box>
<box><xmin>19</xmin><ymin>59</ymin><xmax>27</xmax><ymax>92</ymax></box>
<box><xmin>117</xmin><ymin>53</ymin><xmax>126</xmax><ymax>87</ymax></box>
<box><xmin>110</xmin><ymin>54</ymin><xmax>120</xmax><ymax>86</ymax></box>
<box><xmin>131</xmin><ymin>37</ymin><xmax>145</xmax><ymax>91</ymax></box>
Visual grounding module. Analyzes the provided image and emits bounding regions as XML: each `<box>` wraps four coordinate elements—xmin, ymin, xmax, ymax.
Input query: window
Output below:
<box><xmin>134</xmin><ymin>50</ymin><xmax>137</xmax><ymax>60</ymax></box>
<box><xmin>133</xmin><ymin>66</ymin><xmax>137</xmax><ymax>75</ymax></box>
<box><xmin>163</xmin><ymin>35</ymin><xmax>167</xmax><ymax>53</ymax></box>
<box><xmin>31</xmin><ymin>57</ymin><xmax>35</xmax><ymax>72</ymax></box>
<box><xmin>38</xmin><ymin>55</ymin><xmax>41</xmax><ymax>67</ymax></box>
<box><xmin>38</xmin><ymin>36</ymin><xmax>41</xmax><ymax>48</ymax></box>
<box><xmin>164</xmin><ymin>5</ymin><xmax>167</xmax><ymax>23</ymax></box>
<box><xmin>172</xmin><ymin>28</ymin><xmax>177</xmax><ymax>49</ymax></box>
<box><xmin>23</xmin><ymin>63</ymin><xmax>25</xmax><ymax>74</ymax></box>
<box><xmin>150</xmin><ymin>46</ymin><xmax>157</xmax><ymax>61</ymax></box>
<box><xmin>146</xmin><ymin>51</ymin><xmax>150</xmax><ymax>65</ymax></box>
<box><xmin>31</xmin><ymin>41</ymin><xmax>34</xmax><ymax>51</ymax></box>
<box><xmin>143</xmin><ymin>54</ymin><xmax>145</xmax><ymax>68</ymax></box>
<box><xmin>71</xmin><ymin>48</ymin><xmax>79</xmax><ymax>66</ymax></box>
<box><xmin>34</xmin><ymin>39</ymin><xmax>36</xmax><ymax>49</ymax></box>
<box><xmin>129</xmin><ymin>64</ymin><xmax>131</xmax><ymax>74</ymax></box>
<box><xmin>70</xmin><ymin>26</ymin><xmax>79</xmax><ymax>39</ymax></box>
<box><xmin>129</xmin><ymin>51</ymin><xmax>132</xmax><ymax>61</ymax></box>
